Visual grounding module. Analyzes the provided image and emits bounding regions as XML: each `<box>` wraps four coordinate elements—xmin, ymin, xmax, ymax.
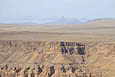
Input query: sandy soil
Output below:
<box><xmin>0</xmin><ymin>19</ymin><xmax>115</xmax><ymax>77</ymax></box>
<box><xmin>0</xmin><ymin>19</ymin><xmax>115</xmax><ymax>41</ymax></box>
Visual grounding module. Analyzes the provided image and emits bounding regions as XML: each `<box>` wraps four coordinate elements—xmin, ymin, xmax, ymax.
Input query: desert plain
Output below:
<box><xmin>0</xmin><ymin>19</ymin><xmax>115</xmax><ymax>77</ymax></box>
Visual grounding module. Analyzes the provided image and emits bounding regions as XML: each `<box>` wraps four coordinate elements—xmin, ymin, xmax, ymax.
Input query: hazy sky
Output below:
<box><xmin>0</xmin><ymin>0</ymin><xmax>115</xmax><ymax>19</ymax></box>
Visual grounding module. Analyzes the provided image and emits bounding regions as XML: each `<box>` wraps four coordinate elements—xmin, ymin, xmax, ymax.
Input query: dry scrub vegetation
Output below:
<box><xmin>0</xmin><ymin>19</ymin><xmax>115</xmax><ymax>77</ymax></box>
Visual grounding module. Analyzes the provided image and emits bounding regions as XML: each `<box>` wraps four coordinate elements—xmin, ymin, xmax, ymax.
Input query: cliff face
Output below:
<box><xmin>0</xmin><ymin>40</ymin><xmax>85</xmax><ymax>64</ymax></box>
<box><xmin>87</xmin><ymin>42</ymin><xmax>115</xmax><ymax>77</ymax></box>
<box><xmin>0</xmin><ymin>40</ymin><xmax>115</xmax><ymax>64</ymax></box>
<box><xmin>0</xmin><ymin>40</ymin><xmax>115</xmax><ymax>77</ymax></box>
<box><xmin>0</xmin><ymin>40</ymin><xmax>47</xmax><ymax>64</ymax></box>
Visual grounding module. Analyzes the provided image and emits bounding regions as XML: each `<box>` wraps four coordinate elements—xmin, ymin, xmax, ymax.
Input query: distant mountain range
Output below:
<box><xmin>0</xmin><ymin>17</ymin><xmax>114</xmax><ymax>24</ymax></box>
<box><xmin>43</xmin><ymin>17</ymin><xmax>83</xmax><ymax>24</ymax></box>
<box><xmin>0</xmin><ymin>17</ymin><xmax>88</xmax><ymax>24</ymax></box>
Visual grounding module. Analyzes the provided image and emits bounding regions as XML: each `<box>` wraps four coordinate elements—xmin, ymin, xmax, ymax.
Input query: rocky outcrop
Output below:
<box><xmin>0</xmin><ymin>40</ymin><xmax>115</xmax><ymax>77</ymax></box>
<box><xmin>0</xmin><ymin>40</ymin><xmax>47</xmax><ymax>64</ymax></box>
<box><xmin>87</xmin><ymin>42</ymin><xmax>115</xmax><ymax>77</ymax></box>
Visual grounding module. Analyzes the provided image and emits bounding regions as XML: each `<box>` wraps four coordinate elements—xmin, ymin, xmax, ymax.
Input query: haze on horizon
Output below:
<box><xmin>0</xmin><ymin>0</ymin><xmax>115</xmax><ymax>20</ymax></box>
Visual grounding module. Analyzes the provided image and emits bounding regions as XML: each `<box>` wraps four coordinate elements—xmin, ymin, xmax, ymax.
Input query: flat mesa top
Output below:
<box><xmin>0</xmin><ymin>20</ymin><xmax>115</xmax><ymax>42</ymax></box>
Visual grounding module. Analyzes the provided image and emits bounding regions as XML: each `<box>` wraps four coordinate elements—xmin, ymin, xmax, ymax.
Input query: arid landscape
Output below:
<box><xmin>0</xmin><ymin>19</ymin><xmax>115</xmax><ymax>77</ymax></box>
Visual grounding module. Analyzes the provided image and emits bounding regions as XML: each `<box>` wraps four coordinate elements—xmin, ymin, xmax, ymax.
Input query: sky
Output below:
<box><xmin>0</xmin><ymin>0</ymin><xmax>115</xmax><ymax>20</ymax></box>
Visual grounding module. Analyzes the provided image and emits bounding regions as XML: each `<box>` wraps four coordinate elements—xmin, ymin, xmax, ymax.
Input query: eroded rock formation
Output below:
<box><xmin>0</xmin><ymin>40</ymin><xmax>114</xmax><ymax>77</ymax></box>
